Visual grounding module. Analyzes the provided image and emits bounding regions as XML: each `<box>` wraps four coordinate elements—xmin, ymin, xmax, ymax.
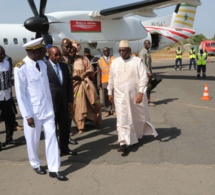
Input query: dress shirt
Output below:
<box><xmin>104</xmin><ymin>56</ymin><xmax>110</xmax><ymax>64</ymax></box>
<box><xmin>49</xmin><ymin>59</ymin><xmax>62</xmax><ymax>84</ymax></box>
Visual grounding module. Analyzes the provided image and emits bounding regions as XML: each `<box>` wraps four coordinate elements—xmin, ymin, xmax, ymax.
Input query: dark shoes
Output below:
<box><xmin>60</xmin><ymin>149</ymin><xmax>78</xmax><ymax>156</ymax></box>
<box><xmin>117</xmin><ymin>144</ymin><xmax>127</xmax><ymax>153</ymax></box>
<box><xmin>1</xmin><ymin>139</ymin><xmax>22</xmax><ymax>147</ymax></box>
<box><xmin>6</xmin><ymin>139</ymin><xmax>21</xmax><ymax>145</ymax></box>
<box><xmin>34</xmin><ymin>167</ymin><xmax>68</xmax><ymax>181</ymax></box>
<box><xmin>34</xmin><ymin>166</ymin><xmax>47</xmax><ymax>175</ymax></box>
<box><xmin>69</xmin><ymin>138</ymin><xmax>78</xmax><ymax>145</ymax></box>
<box><xmin>49</xmin><ymin>172</ymin><xmax>68</xmax><ymax>181</ymax></box>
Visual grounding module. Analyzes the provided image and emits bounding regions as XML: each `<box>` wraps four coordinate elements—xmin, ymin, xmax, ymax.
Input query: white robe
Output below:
<box><xmin>108</xmin><ymin>56</ymin><xmax>158</xmax><ymax>145</ymax></box>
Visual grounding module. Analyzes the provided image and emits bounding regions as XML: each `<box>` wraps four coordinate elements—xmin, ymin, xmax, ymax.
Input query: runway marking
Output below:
<box><xmin>186</xmin><ymin>104</ymin><xmax>215</xmax><ymax>111</ymax></box>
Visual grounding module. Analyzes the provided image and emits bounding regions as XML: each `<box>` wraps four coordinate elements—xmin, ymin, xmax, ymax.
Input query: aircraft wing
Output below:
<box><xmin>89</xmin><ymin>0</ymin><xmax>201</xmax><ymax>19</ymax></box>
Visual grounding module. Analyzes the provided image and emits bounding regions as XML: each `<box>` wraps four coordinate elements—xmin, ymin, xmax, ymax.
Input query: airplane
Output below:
<box><xmin>0</xmin><ymin>0</ymin><xmax>201</xmax><ymax>65</ymax></box>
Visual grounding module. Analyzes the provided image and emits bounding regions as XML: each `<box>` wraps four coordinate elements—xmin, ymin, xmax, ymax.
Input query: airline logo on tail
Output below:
<box><xmin>171</xmin><ymin>3</ymin><xmax>197</xmax><ymax>29</ymax></box>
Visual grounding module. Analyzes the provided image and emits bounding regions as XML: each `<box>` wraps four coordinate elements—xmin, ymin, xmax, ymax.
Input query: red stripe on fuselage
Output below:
<box><xmin>165</xmin><ymin>36</ymin><xmax>179</xmax><ymax>43</ymax></box>
<box><xmin>145</xmin><ymin>26</ymin><xmax>195</xmax><ymax>39</ymax></box>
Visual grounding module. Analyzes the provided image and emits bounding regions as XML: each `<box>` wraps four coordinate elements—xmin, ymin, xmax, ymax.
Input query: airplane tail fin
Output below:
<box><xmin>170</xmin><ymin>3</ymin><xmax>198</xmax><ymax>29</ymax></box>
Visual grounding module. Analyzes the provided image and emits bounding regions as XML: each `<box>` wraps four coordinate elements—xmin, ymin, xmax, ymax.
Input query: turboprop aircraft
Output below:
<box><xmin>0</xmin><ymin>0</ymin><xmax>201</xmax><ymax>64</ymax></box>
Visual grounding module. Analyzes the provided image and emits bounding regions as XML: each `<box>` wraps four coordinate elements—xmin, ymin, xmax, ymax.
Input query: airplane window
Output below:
<box><xmin>3</xmin><ymin>38</ymin><xmax>8</xmax><ymax>45</ymax></box>
<box><xmin>13</xmin><ymin>38</ymin><xmax>18</xmax><ymax>44</ymax></box>
<box><xmin>31</xmin><ymin>38</ymin><xmax>34</xmax><ymax>40</ymax></box>
<box><xmin>23</xmin><ymin>38</ymin><xmax>27</xmax><ymax>44</ymax></box>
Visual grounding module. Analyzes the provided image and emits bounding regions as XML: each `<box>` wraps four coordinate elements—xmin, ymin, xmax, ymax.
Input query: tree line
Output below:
<box><xmin>179</xmin><ymin>34</ymin><xmax>215</xmax><ymax>46</ymax></box>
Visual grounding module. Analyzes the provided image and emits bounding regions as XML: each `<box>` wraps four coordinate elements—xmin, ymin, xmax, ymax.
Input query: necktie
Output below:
<box><xmin>54</xmin><ymin>64</ymin><xmax>61</xmax><ymax>84</ymax></box>
<box><xmin>36</xmin><ymin>62</ymin><xmax>40</xmax><ymax>72</ymax></box>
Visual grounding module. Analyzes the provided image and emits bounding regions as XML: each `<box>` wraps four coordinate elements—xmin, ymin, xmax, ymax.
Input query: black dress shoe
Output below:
<box><xmin>49</xmin><ymin>172</ymin><xmax>68</xmax><ymax>181</ymax></box>
<box><xmin>69</xmin><ymin>138</ymin><xmax>78</xmax><ymax>145</ymax></box>
<box><xmin>117</xmin><ymin>144</ymin><xmax>127</xmax><ymax>153</ymax></box>
<box><xmin>6</xmin><ymin>139</ymin><xmax>22</xmax><ymax>145</ymax></box>
<box><xmin>34</xmin><ymin>166</ymin><xmax>47</xmax><ymax>175</ymax></box>
<box><xmin>60</xmin><ymin>149</ymin><xmax>78</xmax><ymax>156</ymax></box>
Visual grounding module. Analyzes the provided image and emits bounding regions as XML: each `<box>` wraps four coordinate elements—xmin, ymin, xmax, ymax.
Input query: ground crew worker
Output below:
<box><xmin>98</xmin><ymin>47</ymin><xmax>115</xmax><ymax>117</ymax></box>
<box><xmin>196</xmin><ymin>49</ymin><xmax>207</xmax><ymax>78</ymax></box>
<box><xmin>189</xmin><ymin>46</ymin><xmax>196</xmax><ymax>70</ymax></box>
<box><xmin>175</xmin><ymin>46</ymin><xmax>183</xmax><ymax>70</ymax></box>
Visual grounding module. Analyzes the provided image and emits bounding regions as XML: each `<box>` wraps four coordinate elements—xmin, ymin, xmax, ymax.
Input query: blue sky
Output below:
<box><xmin>0</xmin><ymin>0</ymin><xmax>214</xmax><ymax>38</ymax></box>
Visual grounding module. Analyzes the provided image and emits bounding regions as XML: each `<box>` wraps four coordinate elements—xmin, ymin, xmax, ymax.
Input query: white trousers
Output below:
<box><xmin>23</xmin><ymin>116</ymin><xmax>60</xmax><ymax>172</ymax></box>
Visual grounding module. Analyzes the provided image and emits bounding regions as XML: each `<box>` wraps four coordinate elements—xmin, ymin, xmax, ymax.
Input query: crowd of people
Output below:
<box><xmin>0</xmin><ymin>38</ymin><xmax>159</xmax><ymax>181</ymax></box>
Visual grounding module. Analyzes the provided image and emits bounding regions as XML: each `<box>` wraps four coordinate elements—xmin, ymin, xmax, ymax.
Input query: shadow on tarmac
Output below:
<box><xmin>158</xmin><ymin>75</ymin><xmax>215</xmax><ymax>81</ymax></box>
<box><xmin>153</xmin><ymin>63</ymin><xmax>189</xmax><ymax>70</ymax></box>
<box><xmin>60</xmin><ymin>118</ymin><xmax>118</xmax><ymax>175</ymax></box>
<box><xmin>121</xmin><ymin>127</ymin><xmax>181</xmax><ymax>157</ymax></box>
<box><xmin>154</xmin><ymin>98</ymin><xmax>179</xmax><ymax>105</ymax></box>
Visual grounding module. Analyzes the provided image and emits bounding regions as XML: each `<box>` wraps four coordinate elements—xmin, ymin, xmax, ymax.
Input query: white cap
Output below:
<box><xmin>119</xmin><ymin>40</ymin><xmax>130</xmax><ymax>48</ymax></box>
<box><xmin>23</xmin><ymin>37</ymin><xmax>44</xmax><ymax>50</ymax></box>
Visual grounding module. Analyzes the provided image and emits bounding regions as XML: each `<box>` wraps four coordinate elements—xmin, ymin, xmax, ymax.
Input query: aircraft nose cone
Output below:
<box><xmin>24</xmin><ymin>16</ymin><xmax>49</xmax><ymax>32</ymax></box>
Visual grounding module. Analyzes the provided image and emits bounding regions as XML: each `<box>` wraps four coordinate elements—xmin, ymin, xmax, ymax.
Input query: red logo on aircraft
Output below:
<box><xmin>70</xmin><ymin>20</ymin><xmax>101</xmax><ymax>32</ymax></box>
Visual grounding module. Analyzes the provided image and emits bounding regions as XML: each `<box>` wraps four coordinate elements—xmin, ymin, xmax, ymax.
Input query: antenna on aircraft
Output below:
<box><xmin>24</xmin><ymin>0</ymin><xmax>60</xmax><ymax>45</ymax></box>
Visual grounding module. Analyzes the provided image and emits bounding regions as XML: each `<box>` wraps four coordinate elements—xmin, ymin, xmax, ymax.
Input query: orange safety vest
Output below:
<box><xmin>98</xmin><ymin>56</ymin><xmax>114</xmax><ymax>83</ymax></box>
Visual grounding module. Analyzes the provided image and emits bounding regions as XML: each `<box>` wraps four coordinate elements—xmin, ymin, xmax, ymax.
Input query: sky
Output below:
<box><xmin>0</xmin><ymin>0</ymin><xmax>214</xmax><ymax>38</ymax></box>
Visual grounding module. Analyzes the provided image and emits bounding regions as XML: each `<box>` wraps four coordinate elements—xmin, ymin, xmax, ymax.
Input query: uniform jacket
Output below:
<box><xmin>14</xmin><ymin>56</ymin><xmax>54</xmax><ymax>120</ymax></box>
<box><xmin>44</xmin><ymin>58</ymin><xmax>72</xmax><ymax>114</ymax></box>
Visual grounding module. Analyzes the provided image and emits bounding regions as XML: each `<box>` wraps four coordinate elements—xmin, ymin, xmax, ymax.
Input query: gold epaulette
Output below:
<box><xmin>15</xmin><ymin>61</ymin><xmax>25</xmax><ymax>68</ymax></box>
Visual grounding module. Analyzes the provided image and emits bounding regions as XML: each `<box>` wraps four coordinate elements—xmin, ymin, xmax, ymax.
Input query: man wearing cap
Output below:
<box><xmin>189</xmin><ymin>46</ymin><xmax>197</xmax><ymax>70</ymax></box>
<box><xmin>98</xmin><ymin>47</ymin><xmax>115</xmax><ymax>117</ymax></box>
<box><xmin>108</xmin><ymin>40</ymin><xmax>158</xmax><ymax>153</ymax></box>
<box><xmin>14</xmin><ymin>38</ymin><xmax>68</xmax><ymax>181</ymax></box>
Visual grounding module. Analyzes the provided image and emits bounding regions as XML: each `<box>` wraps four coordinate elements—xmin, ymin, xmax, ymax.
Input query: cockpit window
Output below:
<box><xmin>3</xmin><ymin>38</ymin><xmax>8</xmax><ymax>45</ymax></box>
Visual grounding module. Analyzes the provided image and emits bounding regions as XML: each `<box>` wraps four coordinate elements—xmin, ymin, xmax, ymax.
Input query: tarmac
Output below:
<box><xmin>1</xmin><ymin>58</ymin><xmax>215</xmax><ymax>195</ymax></box>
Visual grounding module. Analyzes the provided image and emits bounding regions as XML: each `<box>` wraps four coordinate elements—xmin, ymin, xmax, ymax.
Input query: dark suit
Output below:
<box><xmin>45</xmin><ymin>58</ymin><xmax>72</xmax><ymax>152</ymax></box>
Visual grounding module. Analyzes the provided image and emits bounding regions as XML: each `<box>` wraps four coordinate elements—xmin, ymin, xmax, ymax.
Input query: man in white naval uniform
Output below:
<box><xmin>14</xmin><ymin>38</ymin><xmax>67</xmax><ymax>181</ymax></box>
<box><xmin>108</xmin><ymin>40</ymin><xmax>158</xmax><ymax>153</ymax></box>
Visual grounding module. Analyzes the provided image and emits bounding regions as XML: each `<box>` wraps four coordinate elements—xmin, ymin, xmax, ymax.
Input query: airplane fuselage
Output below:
<box><xmin>0</xmin><ymin>8</ymin><xmax>196</xmax><ymax>64</ymax></box>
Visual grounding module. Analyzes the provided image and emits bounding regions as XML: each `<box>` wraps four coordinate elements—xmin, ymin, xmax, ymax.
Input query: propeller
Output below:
<box><xmin>24</xmin><ymin>0</ymin><xmax>53</xmax><ymax>45</ymax></box>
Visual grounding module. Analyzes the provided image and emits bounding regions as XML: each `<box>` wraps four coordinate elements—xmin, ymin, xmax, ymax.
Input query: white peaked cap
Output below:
<box><xmin>23</xmin><ymin>37</ymin><xmax>44</xmax><ymax>50</ymax></box>
<box><xmin>119</xmin><ymin>40</ymin><xmax>130</xmax><ymax>48</ymax></box>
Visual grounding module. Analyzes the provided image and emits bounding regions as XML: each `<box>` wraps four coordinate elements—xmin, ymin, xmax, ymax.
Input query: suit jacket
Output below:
<box><xmin>44</xmin><ymin>58</ymin><xmax>72</xmax><ymax>114</ymax></box>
